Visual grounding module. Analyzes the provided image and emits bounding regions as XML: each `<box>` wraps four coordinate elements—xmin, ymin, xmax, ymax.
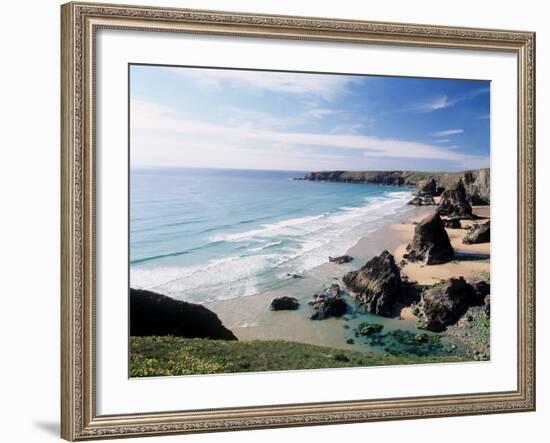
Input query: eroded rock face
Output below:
<box><xmin>130</xmin><ymin>288</ymin><xmax>237</xmax><ymax>340</ymax></box>
<box><xmin>462</xmin><ymin>169</ymin><xmax>490</xmax><ymax>205</ymax></box>
<box><xmin>437</xmin><ymin>180</ymin><xmax>473</xmax><ymax>218</ymax></box>
<box><xmin>270</xmin><ymin>296</ymin><xmax>300</xmax><ymax>311</ymax></box>
<box><xmin>403</xmin><ymin>212</ymin><xmax>454</xmax><ymax>265</ymax></box>
<box><xmin>416</xmin><ymin>178</ymin><xmax>437</xmax><ymax>196</ymax></box>
<box><xmin>463</xmin><ymin>221</ymin><xmax>490</xmax><ymax>244</ymax></box>
<box><xmin>416</xmin><ymin>278</ymin><xmax>477</xmax><ymax>332</ymax></box>
<box><xmin>342</xmin><ymin>250</ymin><xmax>403</xmax><ymax>316</ymax></box>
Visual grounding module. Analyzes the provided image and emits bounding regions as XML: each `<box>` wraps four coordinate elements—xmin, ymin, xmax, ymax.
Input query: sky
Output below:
<box><xmin>130</xmin><ymin>64</ymin><xmax>490</xmax><ymax>172</ymax></box>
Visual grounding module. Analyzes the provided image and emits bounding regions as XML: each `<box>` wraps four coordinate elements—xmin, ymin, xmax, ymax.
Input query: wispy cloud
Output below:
<box><xmin>168</xmin><ymin>68</ymin><xmax>361</xmax><ymax>101</ymax></box>
<box><xmin>408</xmin><ymin>87</ymin><xmax>490</xmax><ymax>114</ymax></box>
<box><xmin>412</xmin><ymin>95</ymin><xmax>454</xmax><ymax>113</ymax></box>
<box><xmin>131</xmin><ymin>98</ymin><xmax>487</xmax><ymax>170</ymax></box>
<box><xmin>431</xmin><ymin>129</ymin><xmax>464</xmax><ymax>137</ymax></box>
<box><xmin>330</xmin><ymin>123</ymin><xmax>370</xmax><ymax>135</ymax></box>
<box><xmin>435</xmin><ymin>139</ymin><xmax>451</xmax><ymax>143</ymax></box>
<box><xmin>223</xmin><ymin>106</ymin><xmax>296</xmax><ymax>130</ymax></box>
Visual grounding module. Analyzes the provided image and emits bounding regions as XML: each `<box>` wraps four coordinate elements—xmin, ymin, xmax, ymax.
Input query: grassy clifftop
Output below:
<box><xmin>130</xmin><ymin>336</ymin><xmax>469</xmax><ymax>377</ymax></box>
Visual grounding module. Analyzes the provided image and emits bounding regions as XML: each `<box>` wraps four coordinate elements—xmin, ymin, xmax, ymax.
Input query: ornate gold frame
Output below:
<box><xmin>61</xmin><ymin>2</ymin><xmax>536</xmax><ymax>440</ymax></box>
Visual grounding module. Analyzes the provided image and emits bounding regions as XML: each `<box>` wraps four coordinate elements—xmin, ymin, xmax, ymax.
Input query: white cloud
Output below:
<box><xmin>407</xmin><ymin>86</ymin><xmax>490</xmax><ymax>114</ymax></box>
<box><xmin>330</xmin><ymin>123</ymin><xmax>369</xmax><ymax>135</ymax></box>
<box><xmin>131</xmin><ymin>99</ymin><xmax>488</xmax><ymax>171</ymax></box>
<box><xmin>435</xmin><ymin>139</ymin><xmax>451</xmax><ymax>143</ymax></box>
<box><xmin>431</xmin><ymin>129</ymin><xmax>464</xmax><ymax>137</ymax></box>
<box><xmin>223</xmin><ymin>106</ymin><xmax>297</xmax><ymax>130</ymax></box>
<box><xmin>412</xmin><ymin>95</ymin><xmax>453</xmax><ymax>113</ymax></box>
<box><xmin>168</xmin><ymin>68</ymin><xmax>360</xmax><ymax>101</ymax></box>
<box><xmin>306</xmin><ymin>107</ymin><xmax>342</xmax><ymax>118</ymax></box>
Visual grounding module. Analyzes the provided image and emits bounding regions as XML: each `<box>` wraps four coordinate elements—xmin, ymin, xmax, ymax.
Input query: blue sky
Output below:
<box><xmin>130</xmin><ymin>65</ymin><xmax>490</xmax><ymax>172</ymax></box>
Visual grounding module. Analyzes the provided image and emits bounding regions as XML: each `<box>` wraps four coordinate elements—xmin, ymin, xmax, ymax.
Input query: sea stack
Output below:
<box><xmin>342</xmin><ymin>250</ymin><xmax>403</xmax><ymax>317</ymax></box>
<box><xmin>437</xmin><ymin>179</ymin><xmax>473</xmax><ymax>218</ymax></box>
<box><xmin>404</xmin><ymin>212</ymin><xmax>454</xmax><ymax>265</ymax></box>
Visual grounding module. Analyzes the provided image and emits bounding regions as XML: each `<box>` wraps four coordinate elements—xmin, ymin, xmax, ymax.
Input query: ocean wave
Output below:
<box><xmin>131</xmin><ymin>254</ymin><xmax>279</xmax><ymax>302</ymax></box>
<box><xmin>246</xmin><ymin>240</ymin><xmax>284</xmax><ymax>253</ymax></box>
<box><xmin>209</xmin><ymin>213</ymin><xmax>328</xmax><ymax>242</ymax></box>
<box><xmin>130</xmin><ymin>239</ymin><xmax>229</xmax><ymax>265</ymax></box>
<box><xmin>131</xmin><ymin>189</ymin><xmax>413</xmax><ymax>302</ymax></box>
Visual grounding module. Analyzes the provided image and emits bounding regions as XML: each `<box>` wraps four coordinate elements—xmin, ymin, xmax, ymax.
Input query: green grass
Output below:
<box><xmin>130</xmin><ymin>336</ymin><xmax>469</xmax><ymax>377</ymax></box>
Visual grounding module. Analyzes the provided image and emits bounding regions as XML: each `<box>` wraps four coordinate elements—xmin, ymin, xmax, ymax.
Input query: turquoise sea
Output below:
<box><xmin>130</xmin><ymin>167</ymin><xmax>413</xmax><ymax>303</ymax></box>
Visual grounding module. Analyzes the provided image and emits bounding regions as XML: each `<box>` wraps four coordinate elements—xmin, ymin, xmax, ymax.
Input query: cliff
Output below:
<box><xmin>301</xmin><ymin>168</ymin><xmax>490</xmax><ymax>204</ymax></box>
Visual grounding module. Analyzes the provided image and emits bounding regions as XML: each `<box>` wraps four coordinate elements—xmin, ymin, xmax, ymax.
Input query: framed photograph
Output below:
<box><xmin>61</xmin><ymin>2</ymin><xmax>536</xmax><ymax>440</ymax></box>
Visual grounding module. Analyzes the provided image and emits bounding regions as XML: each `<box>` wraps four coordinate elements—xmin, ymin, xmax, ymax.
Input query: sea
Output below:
<box><xmin>130</xmin><ymin>167</ymin><xmax>414</xmax><ymax>304</ymax></box>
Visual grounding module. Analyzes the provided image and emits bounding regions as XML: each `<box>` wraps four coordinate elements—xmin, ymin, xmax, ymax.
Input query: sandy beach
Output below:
<box><xmin>204</xmin><ymin>202</ymin><xmax>490</xmax><ymax>354</ymax></box>
<box><xmin>394</xmin><ymin>206</ymin><xmax>490</xmax><ymax>286</ymax></box>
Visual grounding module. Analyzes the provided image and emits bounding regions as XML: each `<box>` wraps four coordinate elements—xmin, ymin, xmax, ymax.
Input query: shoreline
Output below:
<box><xmin>204</xmin><ymin>204</ymin><xmax>432</xmax><ymax>352</ymax></box>
<box><xmin>206</xmin><ymin>203</ymin><xmax>490</xmax><ymax>356</ymax></box>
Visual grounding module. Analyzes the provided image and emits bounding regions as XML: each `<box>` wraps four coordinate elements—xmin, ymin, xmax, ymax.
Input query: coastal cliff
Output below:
<box><xmin>301</xmin><ymin>169</ymin><xmax>490</xmax><ymax>203</ymax></box>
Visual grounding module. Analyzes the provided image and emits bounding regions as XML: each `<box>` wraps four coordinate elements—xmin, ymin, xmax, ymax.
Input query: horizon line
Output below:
<box><xmin>130</xmin><ymin>164</ymin><xmax>489</xmax><ymax>174</ymax></box>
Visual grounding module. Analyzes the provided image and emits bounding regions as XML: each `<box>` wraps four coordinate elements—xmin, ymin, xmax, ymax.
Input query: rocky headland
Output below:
<box><xmin>299</xmin><ymin>168</ymin><xmax>490</xmax><ymax>204</ymax></box>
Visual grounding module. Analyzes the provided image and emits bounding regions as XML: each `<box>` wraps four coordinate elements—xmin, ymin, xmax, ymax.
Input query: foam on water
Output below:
<box><xmin>131</xmin><ymin>185</ymin><xmax>413</xmax><ymax>302</ymax></box>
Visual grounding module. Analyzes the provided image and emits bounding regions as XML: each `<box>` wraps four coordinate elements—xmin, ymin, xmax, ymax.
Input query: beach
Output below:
<box><xmin>130</xmin><ymin>167</ymin><xmax>492</xmax><ymax>371</ymax></box>
<box><xmin>204</xmin><ymin>202</ymin><xmax>490</xmax><ymax>356</ymax></box>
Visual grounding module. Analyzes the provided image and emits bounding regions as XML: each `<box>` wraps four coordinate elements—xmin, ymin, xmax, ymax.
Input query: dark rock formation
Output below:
<box><xmin>309</xmin><ymin>294</ymin><xmax>348</xmax><ymax>320</ymax></box>
<box><xmin>328</xmin><ymin>255</ymin><xmax>353</xmax><ymax>264</ymax></box>
<box><xmin>286</xmin><ymin>273</ymin><xmax>303</xmax><ymax>279</ymax></box>
<box><xmin>270</xmin><ymin>296</ymin><xmax>300</xmax><ymax>311</ymax></box>
<box><xmin>443</xmin><ymin>218</ymin><xmax>462</xmax><ymax>229</ymax></box>
<box><xmin>408</xmin><ymin>196</ymin><xmax>422</xmax><ymax>206</ymax></box>
<box><xmin>416</xmin><ymin>178</ymin><xmax>437</xmax><ymax>196</ymax></box>
<box><xmin>130</xmin><ymin>288</ymin><xmax>237</xmax><ymax>340</ymax></box>
<box><xmin>403</xmin><ymin>212</ymin><xmax>454</xmax><ymax>265</ymax></box>
<box><xmin>437</xmin><ymin>180</ymin><xmax>473</xmax><ymax>218</ymax></box>
<box><xmin>471</xmin><ymin>280</ymin><xmax>491</xmax><ymax>305</ymax></box>
<box><xmin>463</xmin><ymin>221</ymin><xmax>490</xmax><ymax>244</ymax></box>
<box><xmin>342</xmin><ymin>250</ymin><xmax>404</xmax><ymax>316</ymax></box>
<box><xmin>416</xmin><ymin>278</ymin><xmax>477</xmax><ymax>332</ymax></box>
<box><xmin>470</xmin><ymin>191</ymin><xmax>488</xmax><ymax>206</ymax></box>
<box><xmin>408</xmin><ymin>195</ymin><xmax>436</xmax><ymax>206</ymax></box>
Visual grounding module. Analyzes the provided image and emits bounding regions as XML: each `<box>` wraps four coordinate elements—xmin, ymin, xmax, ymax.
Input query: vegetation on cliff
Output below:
<box><xmin>130</xmin><ymin>336</ymin><xmax>469</xmax><ymax>377</ymax></box>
